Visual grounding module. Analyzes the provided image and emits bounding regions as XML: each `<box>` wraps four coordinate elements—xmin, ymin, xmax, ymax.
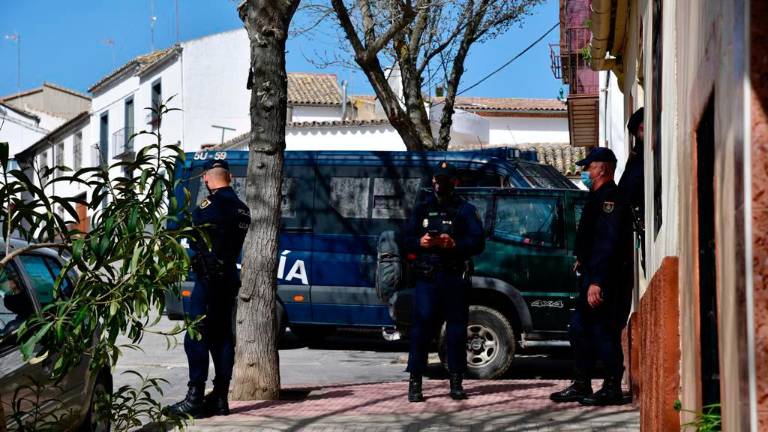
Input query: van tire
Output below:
<box><xmin>438</xmin><ymin>305</ymin><xmax>515</xmax><ymax>380</ymax></box>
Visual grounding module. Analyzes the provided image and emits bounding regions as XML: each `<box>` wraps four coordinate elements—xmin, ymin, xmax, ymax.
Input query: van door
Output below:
<box><xmin>277</xmin><ymin>164</ymin><xmax>315</xmax><ymax>324</ymax></box>
<box><xmin>480</xmin><ymin>190</ymin><xmax>577</xmax><ymax>333</ymax></box>
<box><xmin>309</xmin><ymin>163</ymin><xmax>423</xmax><ymax>326</ymax></box>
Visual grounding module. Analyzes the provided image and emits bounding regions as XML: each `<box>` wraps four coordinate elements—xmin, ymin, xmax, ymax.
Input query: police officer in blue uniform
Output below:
<box><xmin>550</xmin><ymin>147</ymin><xmax>633</xmax><ymax>406</ymax></box>
<box><xmin>169</xmin><ymin>159</ymin><xmax>251</xmax><ymax>418</ymax></box>
<box><xmin>404</xmin><ymin>161</ymin><xmax>485</xmax><ymax>402</ymax></box>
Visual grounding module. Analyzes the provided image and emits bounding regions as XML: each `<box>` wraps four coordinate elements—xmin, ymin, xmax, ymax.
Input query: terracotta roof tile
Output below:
<box><xmin>287</xmin><ymin>119</ymin><xmax>390</xmax><ymax>128</ymax></box>
<box><xmin>439</xmin><ymin>97</ymin><xmax>566</xmax><ymax>112</ymax></box>
<box><xmin>513</xmin><ymin>143</ymin><xmax>586</xmax><ymax>176</ymax></box>
<box><xmin>287</xmin><ymin>73</ymin><xmax>341</xmax><ymax>105</ymax></box>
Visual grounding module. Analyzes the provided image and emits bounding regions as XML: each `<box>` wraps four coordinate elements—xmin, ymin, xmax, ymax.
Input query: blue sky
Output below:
<box><xmin>0</xmin><ymin>0</ymin><xmax>564</xmax><ymax>100</ymax></box>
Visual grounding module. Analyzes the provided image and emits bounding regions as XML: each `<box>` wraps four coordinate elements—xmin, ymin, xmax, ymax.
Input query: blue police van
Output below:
<box><xmin>167</xmin><ymin>148</ymin><xmax>587</xmax><ymax>379</ymax></box>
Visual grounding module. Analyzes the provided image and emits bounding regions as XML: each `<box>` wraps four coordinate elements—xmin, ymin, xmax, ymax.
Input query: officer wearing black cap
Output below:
<box><xmin>404</xmin><ymin>161</ymin><xmax>485</xmax><ymax>402</ymax></box>
<box><xmin>169</xmin><ymin>158</ymin><xmax>251</xmax><ymax>418</ymax></box>
<box><xmin>550</xmin><ymin>147</ymin><xmax>633</xmax><ymax>406</ymax></box>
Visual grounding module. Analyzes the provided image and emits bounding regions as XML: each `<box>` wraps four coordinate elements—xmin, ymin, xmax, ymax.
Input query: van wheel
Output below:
<box><xmin>79</xmin><ymin>371</ymin><xmax>111</xmax><ymax>432</ymax></box>
<box><xmin>438</xmin><ymin>305</ymin><xmax>515</xmax><ymax>379</ymax></box>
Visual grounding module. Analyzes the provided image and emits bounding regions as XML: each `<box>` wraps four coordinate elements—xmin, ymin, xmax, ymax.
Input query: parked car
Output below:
<box><xmin>166</xmin><ymin>148</ymin><xmax>586</xmax><ymax>379</ymax></box>
<box><xmin>0</xmin><ymin>240</ymin><xmax>112</xmax><ymax>431</ymax></box>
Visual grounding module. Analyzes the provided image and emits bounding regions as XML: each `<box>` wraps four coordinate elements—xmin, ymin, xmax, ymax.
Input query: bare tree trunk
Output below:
<box><xmin>232</xmin><ymin>0</ymin><xmax>299</xmax><ymax>401</ymax></box>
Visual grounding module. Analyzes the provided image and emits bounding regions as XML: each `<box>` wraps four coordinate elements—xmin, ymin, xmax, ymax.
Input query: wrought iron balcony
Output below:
<box><xmin>112</xmin><ymin>127</ymin><xmax>135</xmax><ymax>160</ymax></box>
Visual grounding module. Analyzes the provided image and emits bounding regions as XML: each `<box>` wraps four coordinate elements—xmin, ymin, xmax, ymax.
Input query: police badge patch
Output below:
<box><xmin>200</xmin><ymin>199</ymin><xmax>211</xmax><ymax>209</ymax></box>
<box><xmin>602</xmin><ymin>201</ymin><xmax>615</xmax><ymax>213</ymax></box>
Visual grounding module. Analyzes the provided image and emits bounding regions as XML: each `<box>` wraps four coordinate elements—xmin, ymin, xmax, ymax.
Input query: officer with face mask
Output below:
<box><xmin>168</xmin><ymin>159</ymin><xmax>251</xmax><ymax>418</ymax></box>
<box><xmin>551</xmin><ymin>147</ymin><xmax>633</xmax><ymax>406</ymax></box>
<box><xmin>404</xmin><ymin>161</ymin><xmax>485</xmax><ymax>402</ymax></box>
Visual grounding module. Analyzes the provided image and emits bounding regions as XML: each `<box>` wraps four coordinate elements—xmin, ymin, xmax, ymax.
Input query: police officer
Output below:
<box><xmin>169</xmin><ymin>159</ymin><xmax>251</xmax><ymax>418</ymax></box>
<box><xmin>550</xmin><ymin>147</ymin><xmax>633</xmax><ymax>406</ymax></box>
<box><xmin>618</xmin><ymin>107</ymin><xmax>645</xmax><ymax>268</ymax></box>
<box><xmin>404</xmin><ymin>161</ymin><xmax>485</xmax><ymax>402</ymax></box>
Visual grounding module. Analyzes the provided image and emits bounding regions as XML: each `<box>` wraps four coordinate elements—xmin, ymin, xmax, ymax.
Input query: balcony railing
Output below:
<box><xmin>112</xmin><ymin>127</ymin><xmax>135</xmax><ymax>159</ymax></box>
<box><xmin>550</xmin><ymin>27</ymin><xmax>599</xmax><ymax>95</ymax></box>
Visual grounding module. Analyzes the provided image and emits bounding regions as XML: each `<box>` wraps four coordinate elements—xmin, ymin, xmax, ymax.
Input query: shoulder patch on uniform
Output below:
<box><xmin>200</xmin><ymin>199</ymin><xmax>211</xmax><ymax>209</ymax></box>
<box><xmin>602</xmin><ymin>201</ymin><xmax>615</xmax><ymax>213</ymax></box>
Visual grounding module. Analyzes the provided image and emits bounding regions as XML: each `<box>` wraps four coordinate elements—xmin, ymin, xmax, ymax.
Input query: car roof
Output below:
<box><xmin>0</xmin><ymin>239</ymin><xmax>63</xmax><ymax>259</ymax></box>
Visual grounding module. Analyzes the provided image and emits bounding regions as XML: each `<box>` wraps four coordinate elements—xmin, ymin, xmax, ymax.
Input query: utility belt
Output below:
<box><xmin>192</xmin><ymin>252</ymin><xmax>226</xmax><ymax>282</ymax></box>
<box><xmin>412</xmin><ymin>259</ymin><xmax>473</xmax><ymax>282</ymax></box>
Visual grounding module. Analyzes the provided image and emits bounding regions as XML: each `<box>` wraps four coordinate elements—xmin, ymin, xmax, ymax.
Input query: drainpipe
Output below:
<box><xmin>340</xmin><ymin>80</ymin><xmax>348</xmax><ymax>121</ymax></box>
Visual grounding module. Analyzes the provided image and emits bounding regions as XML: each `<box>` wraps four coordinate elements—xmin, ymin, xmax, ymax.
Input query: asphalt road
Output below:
<box><xmin>115</xmin><ymin>316</ymin><xmax>574</xmax><ymax>406</ymax></box>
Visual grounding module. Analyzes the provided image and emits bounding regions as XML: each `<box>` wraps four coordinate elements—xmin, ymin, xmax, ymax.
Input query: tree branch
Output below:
<box><xmin>0</xmin><ymin>242</ymin><xmax>69</xmax><ymax>268</ymax></box>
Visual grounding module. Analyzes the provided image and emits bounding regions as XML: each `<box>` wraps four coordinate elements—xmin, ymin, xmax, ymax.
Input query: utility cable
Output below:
<box><xmin>432</xmin><ymin>21</ymin><xmax>560</xmax><ymax>108</ymax></box>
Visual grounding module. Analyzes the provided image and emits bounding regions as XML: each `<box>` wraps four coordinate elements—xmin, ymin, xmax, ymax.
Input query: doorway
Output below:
<box><xmin>696</xmin><ymin>95</ymin><xmax>720</xmax><ymax>407</ymax></box>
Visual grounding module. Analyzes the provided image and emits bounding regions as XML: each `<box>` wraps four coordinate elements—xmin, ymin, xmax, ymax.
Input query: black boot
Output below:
<box><xmin>408</xmin><ymin>374</ymin><xmax>424</xmax><ymax>403</ymax></box>
<box><xmin>449</xmin><ymin>373</ymin><xmax>468</xmax><ymax>400</ymax></box>
<box><xmin>203</xmin><ymin>387</ymin><xmax>230</xmax><ymax>417</ymax></box>
<box><xmin>166</xmin><ymin>385</ymin><xmax>206</xmax><ymax>418</ymax></box>
<box><xmin>580</xmin><ymin>376</ymin><xmax>627</xmax><ymax>406</ymax></box>
<box><xmin>549</xmin><ymin>376</ymin><xmax>593</xmax><ymax>403</ymax></box>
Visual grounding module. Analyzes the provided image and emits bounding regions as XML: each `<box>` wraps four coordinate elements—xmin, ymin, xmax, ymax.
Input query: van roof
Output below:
<box><xmin>183</xmin><ymin>148</ymin><xmax>577</xmax><ymax>190</ymax></box>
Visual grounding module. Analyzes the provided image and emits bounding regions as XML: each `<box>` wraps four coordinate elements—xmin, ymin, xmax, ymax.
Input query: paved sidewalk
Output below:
<box><xmin>184</xmin><ymin>379</ymin><xmax>639</xmax><ymax>431</ymax></box>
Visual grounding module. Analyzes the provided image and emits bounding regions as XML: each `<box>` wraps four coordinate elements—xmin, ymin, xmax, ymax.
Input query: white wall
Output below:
<box><xmin>182</xmin><ymin>29</ymin><xmax>251</xmax><ymax>148</ymax></box>
<box><xmin>34</xmin><ymin>122</ymin><xmax>91</xmax><ymax>200</ymax></box>
<box><xmin>0</xmin><ymin>107</ymin><xmax>47</xmax><ymax>156</ymax></box>
<box><xmin>90</xmin><ymin>57</ymin><xmax>184</xmax><ymax>168</ymax></box>
<box><xmin>24</xmin><ymin>109</ymin><xmax>67</xmax><ymax>131</ymax></box>
<box><xmin>285</xmin><ymin>125</ymin><xmax>405</xmax><ymax>151</ymax></box>
<box><xmin>600</xmin><ymin>71</ymin><xmax>631</xmax><ymax>179</ymax></box>
<box><xmin>292</xmin><ymin>106</ymin><xmax>342</xmax><ymax>123</ymax></box>
<box><xmin>486</xmin><ymin>116</ymin><xmax>569</xmax><ymax>144</ymax></box>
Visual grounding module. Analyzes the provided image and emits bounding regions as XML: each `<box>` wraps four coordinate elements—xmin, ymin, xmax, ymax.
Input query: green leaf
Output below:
<box><xmin>20</xmin><ymin>322</ymin><xmax>53</xmax><ymax>360</ymax></box>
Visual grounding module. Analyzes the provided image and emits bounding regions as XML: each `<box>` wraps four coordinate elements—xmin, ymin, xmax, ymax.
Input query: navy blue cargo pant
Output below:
<box><xmin>569</xmin><ymin>277</ymin><xmax>629</xmax><ymax>380</ymax></box>
<box><xmin>184</xmin><ymin>275</ymin><xmax>238</xmax><ymax>390</ymax></box>
<box><xmin>407</xmin><ymin>270</ymin><xmax>469</xmax><ymax>375</ymax></box>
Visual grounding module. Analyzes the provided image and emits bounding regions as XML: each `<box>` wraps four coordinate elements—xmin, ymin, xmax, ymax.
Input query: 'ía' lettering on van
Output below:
<box><xmin>277</xmin><ymin>250</ymin><xmax>309</xmax><ymax>285</ymax></box>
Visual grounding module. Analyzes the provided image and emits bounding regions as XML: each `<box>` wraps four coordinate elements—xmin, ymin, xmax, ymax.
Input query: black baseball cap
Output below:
<box><xmin>575</xmin><ymin>147</ymin><xmax>617</xmax><ymax>166</ymax></box>
<box><xmin>433</xmin><ymin>161</ymin><xmax>457</xmax><ymax>178</ymax></box>
<box><xmin>203</xmin><ymin>159</ymin><xmax>230</xmax><ymax>171</ymax></box>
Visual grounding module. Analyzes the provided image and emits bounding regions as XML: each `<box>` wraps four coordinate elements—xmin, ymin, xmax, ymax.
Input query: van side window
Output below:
<box><xmin>372</xmin><ymin>178</ymin><xmax>421</xmax><ymax>219</ymax></box>
<box><xmin>462</xmin><ymin>194</ymin><xmax>490</xmax><ymax>228</ymax></box>
<box><xmin>330</xmin><ymin>177</ymin><xmax>370</xmax><ymax>218</ymax></box>
<box><xmin>493</xmin><ymin>196</ymin><xmax>561</xmax><ymax>247</ymax></box>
